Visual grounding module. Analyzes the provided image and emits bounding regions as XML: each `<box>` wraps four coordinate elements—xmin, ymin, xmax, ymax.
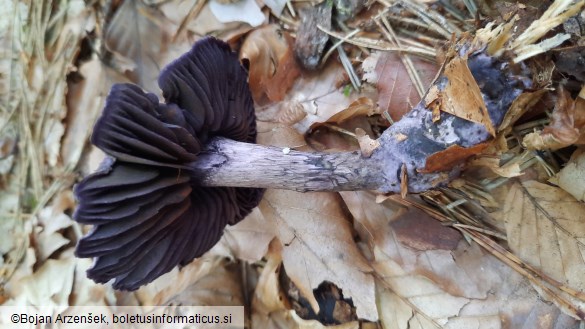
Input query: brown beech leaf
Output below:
<box><xmin>424</xmin><ymin>56</ymin><xmax>495</xmax><ymax>136</ymax></box>
<box><xmin>551</xmin><ymin>148</ymin><xmax>585</xmax><ymax>202</ymax></box>
<box><xmin>240</xmin><ymin>25</ymin><xmax>301</xmax><ymax>104</ymax></box>
<box><xmin>259</xmin><ymin>190</ymin><xmax>377</xmax><ymax>321</ymax></box>
<box><xmin>363</xmin><ymin>51</ymin><xmax>438</xmax><ymax>121</ymax></box>
<box><xmin>420</xmin><ymin>142</ymin><xmax>490</xmax><ymax>173</ymax></box>
<box><xmin>341</xmin><ymin>191</ymin><xmax>580</xmax><ymax>327</ymax></box>
<box><xmin>523</xmin><ymin>88</ymin><xmax>585</xmax><ymax>150</ymax></box>
<box><xmin>503</xmin><ymin>181</ymin><xmax>585</xmax><ymax>299</ymax></box>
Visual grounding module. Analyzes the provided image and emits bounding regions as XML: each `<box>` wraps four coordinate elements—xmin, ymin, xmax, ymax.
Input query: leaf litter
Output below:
<box><xmin>4</xmin><ymin>0</ymin><xmax>585</xmax><ymax>327</ymax></box>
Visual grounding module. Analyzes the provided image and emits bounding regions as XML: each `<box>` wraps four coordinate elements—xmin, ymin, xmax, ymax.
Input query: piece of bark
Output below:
<box><xmin>334</xmin><ymin>0</ymin><xmax>363</xmax><ymax>22</ymax></box>
<box><xmin>294</xmin><ymin>3</ymin><xmax>332</xmax><ymax>70</ymax></box>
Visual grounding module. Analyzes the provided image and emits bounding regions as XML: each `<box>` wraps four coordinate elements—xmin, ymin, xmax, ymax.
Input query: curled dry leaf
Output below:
<box><xmin>13</xmin><ymin>257</ymin><xmax>75</xmax><ymax>309</ymax></box>
<box><xmin>240</xmin><ymin>25</ymin><xmax>301</xmax><ymax>105</ymax></box>
<box><xmin>32</xmin><ymin>191</ymin><xmax>75</xmax><ymax>261</ymax></box>
<box><xmin>551</xmin><ymin>148</ymin><xmax>585</xmax><ymax>202</ymax></box>
<box><xmin>468</xmin><ymin>156</ymin><xmax>524</xmax><ymax>178</ymax></box>
<box><xmin>259</xmin><ymin>190</ymin><xmax>377</xmax><ymax>321</ymax></box>
<box><xmin>309</xmin><ymin>97</ymin><xmax>378</xmax><ymax>129</ymax></box>
<box><xmin>498</xmin><ymin>90</ymin><xmax>547</xmax><ymax>133</ymax></box>
<box><xmin>503</xmin><ymin>180</ymin><xmax>585</xmax><ymax>318</ymax></box>
<box><xmin>363</xmin><ymin>51</ymin><xmax>438</xmax><ymax>121</ymax></box>
<box><xmin>252</xmin><ymin>241</ymin><xmax>299</xmax><ymax>328</ymax></box>
<box><xmin>420</xmin><ymin>142</ymin><xmax>490</xmax><ymax>173</ymax></box>
<box><xmin>523</xmin><ymin>88</ymin><xmax>585</xmax><ymax>150</ymax></box>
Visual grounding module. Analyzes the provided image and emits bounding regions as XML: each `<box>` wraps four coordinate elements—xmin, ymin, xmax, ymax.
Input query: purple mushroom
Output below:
<box><xmin>74</xmin><ymin>37</ymin><xmax>530</xmax><ymax>290</ymax></box>
<box><xmin>74</xmin><ymin>38</ymin><xmax>264</xmax><ymax>290</ymax></box>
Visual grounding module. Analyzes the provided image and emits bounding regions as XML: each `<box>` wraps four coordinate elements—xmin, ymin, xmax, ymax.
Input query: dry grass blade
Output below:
<box><xmin>317</xmin><ymin>26</ymin><xmax>436</xmax><ymax>57</ymax></box>
<box><xmin>320</xmin><ymin>28</ymin><xmax>360</xmax><ymax>65</ymax></box>
<box><xmin>376</xmin><ymin>0</ymin><xmax>461</xmax><ymax>38</ymax></box>
<box><xmin>510</xmin><ymin>0</ymin><xmax>585</xmax><ymax>63</ymax></box>
<box><xmin>0</xmin><ymin>0</ymin><xmax>94</xmax><ymax>296</ymax></box>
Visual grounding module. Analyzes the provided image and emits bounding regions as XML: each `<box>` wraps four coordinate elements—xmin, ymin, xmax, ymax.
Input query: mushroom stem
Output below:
<box><xmin>189</xmin><ymin>137</ymin><xmax>383</xmax><ymax>192</ymax></box>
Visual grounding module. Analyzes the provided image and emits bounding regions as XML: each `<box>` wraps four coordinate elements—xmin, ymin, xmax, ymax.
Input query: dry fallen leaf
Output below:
<box><xmin>503</xmin><ymin>180</ymin><xmax>585</xmax><ymax>317</ymax></box>
<box><xmin>551</xmin><ymin>148</ymin><xmax>585</xmax><ymax>202</ymax></box>
<box><xmin>221</xmin><ymin>207</ymin><xmax>276</xmax><ymax>262</ymax></box>
<box><xmin>257</xmin><ymin>121</ymin><xmax>308</xmax><ymax>148</ymax></box>
<box><xmin>355</xmin><ymin>128</ymin><xmax>380</xmax><ymax>157</ymax></box>
<box><xmin>104</xmin><ymin>0</ymin><xmax>168</xmax><ymax>93</ymax></box>
<box><xmin>62</xmin><ymin>58</ymin><xmax>107</xmax><ymax>168</ymax></box>
<box><xmin>420</xmin><ymin>143</ymin><xmax>490</xmax><ymax>173</ymax></box>
<box><xmin>160</xmin><ymin>0</ymin><xmax>252</xmax><ymax>40</ymax></box>
<box><xmin>363</xmin><ymin>51</ymin><xmax>438</xmax><ymax>121</ymax></box>
<box><xmin>468</xmin><ymin>156</ymin><xmax>524</xmax><ymax>178</ymax></box>
<box><xmin>260</xmin><ymin>190</ymin><xmax>377</xmax><ymax>321</ymax></box>
<box><xmin>341</xmin><ymin>191</ymin><xmax>580</xmax><ymax>327</ymax></box>
<box><xmin>252</xmin><ymin>241</ymin><xmax>295</xmax><ymax>328</ymax></box>
<box><xmin>209</xmin><ymin>0</ymin><xmax>265</xmax><ymax>27</ymax></box>
<box><xmin>424</xmin><ymin>56</ymin><xmax>495</xmax><ymax>136</ymax></box>
<box><xmin>523</xmin><ymin>88</ymin><xmax>585</xmax><ymax>150</ymax></box>
<box><xmin>309</xmin><ymin>97</ymin><xmax>378</xmax><ymax>130</ymax></box>
<box><xmin>258</xmin><ymin>63</ymin><xmax>362</xmax><ymax>134</ymax></box>
<box><xmin>498</xmin><ymin>90</ymin><xmax>547</xmax><ymax>133</ymax></box>
<box><xmin>240</xmin><ymin>25</ymin><xmax>301</xmax><ymax>104</ymax></box>
<box><xmin>167</xmin><ymin>258</ymin><xmax>245</xmax><ymax>306</ymax></box>
<box><xmin>13</xmin><ymin>256</ymin><xmax>75</xmax><ymax>310</ymax></box>
<box><xmin>135</xmin><ymin>255</ymin><xmax>225</xmax><ymax>306</ymax></box>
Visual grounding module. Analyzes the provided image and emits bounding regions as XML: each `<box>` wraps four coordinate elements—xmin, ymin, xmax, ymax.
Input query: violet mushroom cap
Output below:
<box><xmin>74</xmin><ymin>37</ymin><xmax>264</xmax><ymax>290</ymax></box>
